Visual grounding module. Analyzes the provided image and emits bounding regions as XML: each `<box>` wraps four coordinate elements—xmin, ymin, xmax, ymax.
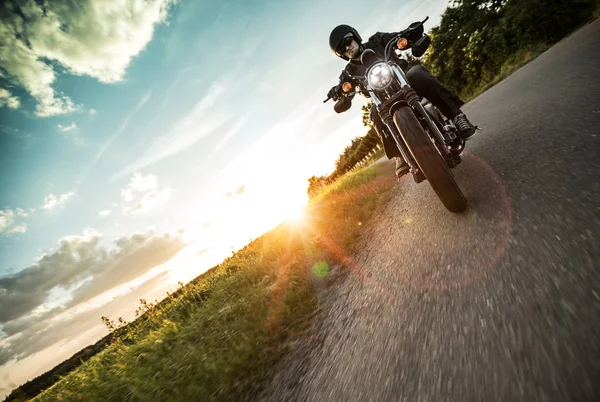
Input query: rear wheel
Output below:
<box><xmin>393</xmin><ymin>106</ymin><xmax>467</xmax><ymax>213</ymax></box>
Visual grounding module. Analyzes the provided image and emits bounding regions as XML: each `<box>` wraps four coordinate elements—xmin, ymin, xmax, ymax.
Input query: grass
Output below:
<box><xmin>33</xmin><ymin>161</ymin><xmax>396</xmax><ymax>402</ymax></box>
<box><xmin>370</xmin><ymin>146</ymin><xmax>386</xmax><ymax>162</ymax></box>
<box><xmin>353</xmin><ymin>146</ymin><xmax>386</xmax><ymax>172</ymax></box>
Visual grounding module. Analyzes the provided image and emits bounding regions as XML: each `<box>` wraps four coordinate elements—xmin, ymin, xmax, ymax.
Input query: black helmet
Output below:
<box><xmin>329</xmin><ymin>24</ymin><xmax>362</xmax><ymax>61</ymax></box>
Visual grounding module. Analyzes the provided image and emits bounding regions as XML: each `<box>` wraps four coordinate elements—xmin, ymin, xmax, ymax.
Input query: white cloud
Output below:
<box><xmin>42</xmin><ymin>195</ymin><xmax>58</xmax><ymax>210</ymax></box>
<box><xmin>0</xmin><ymin>19</ymin><xmax>77</xmax><ymax>117</ymax></box>
<box><xmin>0</xmin><ymin>228</ymin><xmax>186</xmax><ymax>327</ymax></box>
<box><xmin>121</xmin><ymin>173</ymin><xmax>170</xmax><ymax>215</ymax></box>
<box><xmin>57</xmin><ymin>122</ymin><xmax>84</xmax><ymax>144</ymax></box>
<box><xmin>121</xmin><ymin>173</ymin><xmax>158</xmax><ymax>202</ymax></box>
<box><xmin>0</xmin><ymin>88</ymin><xmax>20</xmax><ymax>110</ymax></box>
<box><xmin>110</xmin><ymin>80</ymin><xmax>231</xmax><ymax>182</ymax></box>
<box><xmin>57</xmin><ymin>122</ymin><xmax>78</xmax><ymax>132</ymax></box>
<box><xmin>42</xmin><ymin>191</ymin><xmax>75</xmax><ymax>211</ymax></box>
<box><xmin>59</xmin><ymin>227</ymin><xmax>100</xmax><ymax>245</ymax></box>
<box><xmin>0</xmin><ymin>0</ymin><xmax>176</xmax><ymax>117</ymax></box>
<box><xmin>9</xmin><ymin>224</ymin><xmax>27</xmax><ymax>234</ymax></box>
<box><xmin>0</xmin><ymin>209</ymin><xmax>16</xmax><ymax>234</ymax></box>
<box><xmin>76</xmin><ymin>91</ymin><xmax>152</xmax><ymax>187</ymax></box>
<box><xmin>107</xmin><ymin>34</ymin><xmax>265</xmax><ymax>183</ymax></box>
<box><xmin>98</xmin><ymin>209</ymin><xmax>112</xmax><ymax>218</ymax></box>
<box><xmin>0</xmin><ymin>208</ymin><xmax>33</xmax><ymax>236</ymax></box>
<box><xmin>204</xmin><ymin>117</ymin><xmax>248</xmax><ymax>162</ymax></box>
<box><xmin>15</xmin><ymin>208</ymin><xmax>29</xmax><ymax>217</ymax></box>
<box><xmin>89</xmin><ymin>109</ymin><xmax>97</xmax><ymax>116</ymax></box>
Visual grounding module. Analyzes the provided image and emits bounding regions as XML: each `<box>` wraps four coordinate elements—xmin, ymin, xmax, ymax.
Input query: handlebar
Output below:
<box><xmin>406</xmin><ymin>16</ymin><xmax>429</xmax><ymax>33</ymax></box>
<box><xmin>384</xmin><ymin>16</ymin><xmax>429</xmax><ymax>62</ymax></box>
<box><xmin>324</xmin><ymin>17</ymin><xmax>429</xmax><ymax>105</ymax></box>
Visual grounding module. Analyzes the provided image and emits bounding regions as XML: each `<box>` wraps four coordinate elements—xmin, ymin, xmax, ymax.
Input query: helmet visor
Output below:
<box><xmin>335</xmin><ymin>33</ymin><xmax>355</xmax><ymax>57</ymax></box>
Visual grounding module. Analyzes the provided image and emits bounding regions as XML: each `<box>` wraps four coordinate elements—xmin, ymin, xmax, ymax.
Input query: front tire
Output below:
<box><xmin>393</xmin><ymin>106</ymin><xmax>467</xmax><ymax>213</ymax></box>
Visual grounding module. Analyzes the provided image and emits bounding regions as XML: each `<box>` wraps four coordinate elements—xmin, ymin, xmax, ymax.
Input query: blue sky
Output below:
<box><xmin>0</xmin><ymin>0</ymin><xmax>450</xmax><ymax>394</ymax></box>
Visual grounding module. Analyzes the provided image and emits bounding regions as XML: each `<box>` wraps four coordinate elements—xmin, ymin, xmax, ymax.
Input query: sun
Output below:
<box><xmin>287</xmin><ymin>204</ymin><xmax>306</xmax><ymax>223</ymax></box>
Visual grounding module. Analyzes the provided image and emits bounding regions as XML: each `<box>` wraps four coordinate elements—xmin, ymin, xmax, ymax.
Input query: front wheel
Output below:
<box><xmin>393</xmin><ymin>106</ymin><xmax>467</xmax><ymax>213</ymax></box>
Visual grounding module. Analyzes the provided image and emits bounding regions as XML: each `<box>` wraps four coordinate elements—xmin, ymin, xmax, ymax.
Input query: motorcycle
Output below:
<box><xmin>324</xmin><ymin>17</ymin><xmax>468</xmax><ymax>213</ymax></box>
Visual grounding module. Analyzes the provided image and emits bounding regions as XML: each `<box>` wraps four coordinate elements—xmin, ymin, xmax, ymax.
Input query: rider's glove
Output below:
<box><xmin>404</xmin><ymin>21</ymin><xmax>425</xmax><ymax>42</ymax></box>
<box><xmin>327</xmin><ymin>84</ymin><xmax>341</xmax><ymax>100</ymax></box>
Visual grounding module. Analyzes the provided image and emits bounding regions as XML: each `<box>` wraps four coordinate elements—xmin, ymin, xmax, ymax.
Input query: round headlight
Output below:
<box><xmin>367</xmin><ymin>62</ymin><xmax>393</xmax><ymax>90</ymax></box>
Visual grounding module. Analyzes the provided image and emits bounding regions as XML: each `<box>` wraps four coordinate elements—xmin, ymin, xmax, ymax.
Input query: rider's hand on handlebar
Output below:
<box><xmin>327</xmin><ymin>84</ymin><xmax>341</xmax><ymax>100</ymax></box>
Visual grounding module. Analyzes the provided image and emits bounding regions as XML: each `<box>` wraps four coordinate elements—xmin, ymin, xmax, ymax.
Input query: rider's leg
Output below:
<box><xmin>370</xmin><ymin>105</ymin><xmax>409</xmax><ymax>178</ymax></box>
<box><xmin>406</xmin><ymin>65</ymin><xmax>476</xmax><ymax>139</ymax></box>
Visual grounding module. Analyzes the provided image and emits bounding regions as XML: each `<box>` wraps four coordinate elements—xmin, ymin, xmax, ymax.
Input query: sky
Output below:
<box><xmin>0</xmin><ymin>0</ymin><xmax>451</xmax><ymax>395</ymax></box>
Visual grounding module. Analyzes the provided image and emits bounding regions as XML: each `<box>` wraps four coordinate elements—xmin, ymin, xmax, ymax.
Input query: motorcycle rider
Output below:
<box><xmin>327</xmin><ymin>23</ymin><xmax>476</xmax><ymax>179</ymax></box>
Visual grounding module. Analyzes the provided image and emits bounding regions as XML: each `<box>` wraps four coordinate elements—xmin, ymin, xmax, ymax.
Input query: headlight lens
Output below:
<box><xmin>367</xmin><ymin>62</ymin><xmax>393</xmax><ymax>90</ymax></box>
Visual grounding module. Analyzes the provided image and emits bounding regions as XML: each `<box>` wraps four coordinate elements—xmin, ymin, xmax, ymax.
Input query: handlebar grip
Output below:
<box><xmin>323</xmin><ymin>97</ymin><xmax>331</xmax><ymax>103</ymax></box>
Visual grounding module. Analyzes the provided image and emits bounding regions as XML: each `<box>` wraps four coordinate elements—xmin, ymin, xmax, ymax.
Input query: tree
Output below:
<box><xmin>101</xmin><ymin>316</ymin><xmax>116</xmax><ymax>332</ymax></box>
<box><xmin>361</xmin><ymin>102</ymin><xmax>374</xmax><ymax>127</ymax></box>
<box><xmin>307</xmin><ymin>175</ymin><xmax>328</xmax><ymax>198</ymax></box>
<box><xmin>424</xmin><ymin>0</ymin><xmax>596</xmax><ymax>97</ymax></box>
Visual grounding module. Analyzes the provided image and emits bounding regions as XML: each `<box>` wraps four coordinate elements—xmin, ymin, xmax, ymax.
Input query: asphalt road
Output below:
<box><xmin>269</xmin><ymin>19</ymin><xmax>600</xmax><ymax>401</ymax></box>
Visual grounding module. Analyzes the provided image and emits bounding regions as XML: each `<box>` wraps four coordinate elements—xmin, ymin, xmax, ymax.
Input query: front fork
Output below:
<box><xmin>379</xmin><ymin>87</ymin><xmax>463</xmax><ymax>175</ymax></box>
<box><xmin>382</xmin><ymin>115</ymin><xmax>417</xmax><ymax>170</ymax></box>
<box><xmin>378</xmin><ymin>107</ymin><xmax>424</xmax><ymax>182</ymax></box>
<box><xmin>403</xmin><ymin>87</ymin><xmax>451</xmax><ymax>157</ymax></box>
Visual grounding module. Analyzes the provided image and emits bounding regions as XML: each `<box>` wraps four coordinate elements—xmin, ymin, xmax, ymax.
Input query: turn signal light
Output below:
<box><xmin>342</xmin><ymin>81</ymin><xmax>353</xmax><ymax>93</ymax></box>
<box><xmin>397</xmin><ymin>37</ymin><xmax>409</xmax><ymax>50</ymax></box>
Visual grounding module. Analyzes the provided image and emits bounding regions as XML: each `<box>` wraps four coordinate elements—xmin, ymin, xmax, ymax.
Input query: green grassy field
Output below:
<box><xmin>33</xmin><ymin>161</ymin><xmax>396</xmax><ymax>402</ymax></box>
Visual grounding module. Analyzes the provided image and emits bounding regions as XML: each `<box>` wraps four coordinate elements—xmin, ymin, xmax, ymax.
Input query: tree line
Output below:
<box><xmin>423</xmin><ymin>0</ymin><xmax>598</xmax><ymax>98</ymax></box>
<box><xmin>307</xmin><ymin>103</ymin><xmax>381</xmax><ymax>198</ymax></box>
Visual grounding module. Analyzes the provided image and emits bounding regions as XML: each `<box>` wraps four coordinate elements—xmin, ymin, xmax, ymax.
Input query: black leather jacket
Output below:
<box><xmin>338</xmin><ymin>24</ymin><xmax>425</xmax><ymax>82</ymax></box>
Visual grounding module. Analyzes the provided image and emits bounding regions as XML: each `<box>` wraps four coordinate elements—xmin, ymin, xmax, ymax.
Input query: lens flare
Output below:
<box><xmin>312</xmin><ymin>261</ymin><xmax>329</xmax><ymax>277</ymax></box>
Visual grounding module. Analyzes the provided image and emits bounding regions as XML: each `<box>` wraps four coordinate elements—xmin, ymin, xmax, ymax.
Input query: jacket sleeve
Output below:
<box><xmin>365</xmin><ymin>32</ymin><xmax>399</xmax><ymax>55</ymax></box>
<box><xmin>370</xmin><ymin>31</ymin><xmax>400</xmax><ymax>47</ymax></box>
<box><xmin>368</xmin><ymin>22</ymin><xmax>424</xmax><ymax>50</ymax></box>
<box><xmin>339</xmin><ymin>63</ymin><xmax>360</xmax><ymax>82</ymax></box>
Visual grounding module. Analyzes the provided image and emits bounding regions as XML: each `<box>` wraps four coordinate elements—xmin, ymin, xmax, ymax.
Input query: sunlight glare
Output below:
<box><xmin>287</xmin><ymin>204</ymin><xmax>306</xmax><ymax>223</ymax></box>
